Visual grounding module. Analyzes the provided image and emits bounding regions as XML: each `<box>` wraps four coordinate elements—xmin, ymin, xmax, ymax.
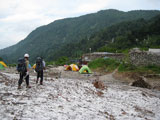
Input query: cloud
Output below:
<box><xmin>70</xmin><ymin>0</ymin><xmax>110</xmax><ymax>14</ymax></box>
<box><xmin>107</xmin><ymin>0</ymin><xmax>160</xmax><ymax>11</ymax></box>
<box><xmin>0</xmin><ymin>0</ymin><xmax>160</xmax><ymax>49</ymax></box>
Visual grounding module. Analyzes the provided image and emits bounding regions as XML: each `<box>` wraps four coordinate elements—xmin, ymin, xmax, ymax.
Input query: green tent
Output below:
<box><xmin>0</xmin><ymin>63</ymin><xmax>4</xmax><ymax>70</ymax></box>
<box><xmin>79</xmin><ymin>65</ymin><xmax>92</xmax><ymax>74</ymax></box>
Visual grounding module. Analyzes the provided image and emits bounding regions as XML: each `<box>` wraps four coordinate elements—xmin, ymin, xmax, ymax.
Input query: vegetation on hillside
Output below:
<box><xmin>55</xmin><ymin>56</ymin><xmax>71</xmax><ymax>66</ymax></box>
<box><xmin>57</xmin><ymin>14</ymin><xmax>160</xmax><ymax>58</ymax></box>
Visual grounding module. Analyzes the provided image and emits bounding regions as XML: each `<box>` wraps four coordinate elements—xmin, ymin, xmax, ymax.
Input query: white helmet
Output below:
<box><xmin>24</xmin><ymin>53</ymin><xmax>29</xmax><ymax>58</ymax></box>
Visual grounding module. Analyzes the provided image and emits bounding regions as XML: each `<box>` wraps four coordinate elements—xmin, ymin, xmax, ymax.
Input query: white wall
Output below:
<box><xmin>149</xmin><ymin>49</ymin><xmax>160</xmax><ymax>53</ymax></box>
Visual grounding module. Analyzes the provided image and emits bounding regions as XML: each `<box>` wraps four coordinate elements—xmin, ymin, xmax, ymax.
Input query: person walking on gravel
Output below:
<box><xmin>17</xmin><ymin>53</ymin><xmax>31</xmax><ymax>89</ymax></box>
<box><xmin>35</xmin><ymin>57</ymin><xmax>45</xmax><ymax>85</ymax></box>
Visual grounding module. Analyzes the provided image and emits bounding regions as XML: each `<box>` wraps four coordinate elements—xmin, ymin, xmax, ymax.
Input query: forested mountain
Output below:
<box><xmin>0</xmin><ymin>9</ymin><xmax>160</xmax><ymax>63</ymax></box>
<box><xmin>58</xmin><ymin>14</ymin><xmax>160</xmax><ymax>57</ymax></box>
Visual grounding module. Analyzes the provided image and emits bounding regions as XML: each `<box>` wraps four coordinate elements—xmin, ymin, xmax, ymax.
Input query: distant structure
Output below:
<box><xmin>82</xmin><ymin>52</ymin><xmax>125</xmax><ymax>62</ymax></box>
<box><xmin>149</xmin><ymin>49</ymin><xmax>160</xmax><ymax>54</ymax></box>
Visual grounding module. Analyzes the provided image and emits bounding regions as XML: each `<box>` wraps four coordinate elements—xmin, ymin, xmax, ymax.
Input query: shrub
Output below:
<box><xmin>118</xmin><ymin>63</ymin><xmax>160</xmax><ymax>74</ymax></box>
<box><xmin>8</xmin><ymin>64</ymin><xmax>17</xmax><ymax>67</ymax></box>
<box><xmin>139</xmin><ymin>65</ymin><xmax>160</xmax><ymax>74</ymax></box>
<box><xmin>118</xmin><ymin>62</ymin><xmax>137</xmax><ymax>72</ymax></box>
<box><xmin>46</xmin><ymin>61</ymin><xmax>55</xmax><ymax>66</ymax></box>
<box><xmin>55</xmin><ymin>56</ymin><xmax>70</xmax><ymax>66</ymax></box>
<box><xmin>88</xmin><ymin>58</ymin><xmax>120</xmax><ymax>72</ymax></box>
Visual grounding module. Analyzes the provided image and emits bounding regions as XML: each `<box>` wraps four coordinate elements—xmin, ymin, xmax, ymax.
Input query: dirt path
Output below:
<box><xmin>0</xmin><ymin>70</ymin><xmax>160</xmax><ymax>120</ymax></box>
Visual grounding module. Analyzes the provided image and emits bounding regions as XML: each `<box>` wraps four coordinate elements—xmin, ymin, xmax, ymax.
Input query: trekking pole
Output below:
<box><xmin>23</xmin><ymin>74</ymin><xmax>28</xmax><ymax>82</ymax></box>
<box><xmin>23</xmin><ymin>72</ymin><xmax>29</xmax><ymax>81</ymax></box>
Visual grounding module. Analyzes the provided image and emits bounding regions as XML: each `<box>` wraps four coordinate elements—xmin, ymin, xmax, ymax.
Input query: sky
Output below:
<box><xmin>0</xmin><ymin>0</ymin><xmax>160</xmax><ymax>49</ymax></box>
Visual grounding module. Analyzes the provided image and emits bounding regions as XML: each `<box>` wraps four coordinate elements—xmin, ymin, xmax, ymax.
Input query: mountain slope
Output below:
<box><xmin>59</xmin><ymin>14</ymin><xmax>160</xmax><ymax>57</ymax></box>
<box><xmin>0</xmin><ymin>9</ymin><xmax>160</xmax><ymax>63</ymax></box>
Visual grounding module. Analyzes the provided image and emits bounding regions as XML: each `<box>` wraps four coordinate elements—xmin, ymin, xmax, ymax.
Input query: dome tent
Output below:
<box><xmin>0</xmin><ymin>61</ymin><xmax>7</xmax><ymax>67</ymax></box>
<box><xmin>33</xmin><ymin>64</ymin><xmax>36</xmax><ymax>69</ymax></box>
<box><xmin>79</xmin><ymin>65</ymin><xmax>92</xmax><ymax>74</ymax></box>
<box><xmin>65</xmin><ymin>64</ymin><xmax>79</xmax><ymax>71</ymax></box>
<box><xmin>0</xmin><ymin>63</ymin><xmax>4</xmax><ymax>70</ymax></box>
<box><xmin>0</xmin><ymin>61</ymin><xmax>7</xmax><ymax>70</ymax></box>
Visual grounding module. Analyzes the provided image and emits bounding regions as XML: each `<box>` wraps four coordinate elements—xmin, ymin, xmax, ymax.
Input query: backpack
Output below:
<box><xmin>35</xmin><ymin>57</ymin><xmax>43</xmax><ymax>72</ymax></box>
<box><xmin>17</xmin><ymin>58</ymin><xmax>27</xmax><ymax>73</ymax></box>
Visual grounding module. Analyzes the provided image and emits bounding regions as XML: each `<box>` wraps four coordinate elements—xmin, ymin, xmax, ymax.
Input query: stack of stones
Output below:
<box><xmin>129</xmin><ymin>48</ymin><xmax>160</xmax><ymax>66</ymax></box>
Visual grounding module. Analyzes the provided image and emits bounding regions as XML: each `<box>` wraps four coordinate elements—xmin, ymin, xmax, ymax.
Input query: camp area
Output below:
<box><xmin>65</xmin><ymin>64</ymin><xmax>92</xmax><ymax>74</ymax></box>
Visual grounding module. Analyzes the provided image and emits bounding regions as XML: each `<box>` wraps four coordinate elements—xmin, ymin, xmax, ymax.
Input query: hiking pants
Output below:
<box><xmin>37</xmin><ymin>71</ymin><xmax>43</xmax><ymax>83</ymax></box>
<box><xmin>18</xmin><ymin>72</ymin><xmax>29</xmax><ymax>86</ymax></box>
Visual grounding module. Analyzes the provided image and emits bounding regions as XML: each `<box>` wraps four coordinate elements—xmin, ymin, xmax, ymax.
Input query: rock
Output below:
<box><xmin>130</xmin><ymin>79</ymin><xmax>151</xmax><ymax>89</ymax></box>
<box><xmin>93</xmin><ymin>81</ymin><xmax>105</xmax><ymax>90</ymax></box>
<box><xmin>96</xmin><ymin>91</ymin><xmax>104</xmax><ymax>96</ymax></box>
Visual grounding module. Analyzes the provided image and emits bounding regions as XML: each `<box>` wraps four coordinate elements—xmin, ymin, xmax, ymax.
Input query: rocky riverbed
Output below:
<box><xmin>0</xmin><ymin>67</ymin><xmax>160</xmax><ymax>120</ymax></box>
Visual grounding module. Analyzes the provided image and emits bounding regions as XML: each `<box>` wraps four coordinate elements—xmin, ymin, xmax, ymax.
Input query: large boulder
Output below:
<box><xmin>130</xmin><ymin>77</ymin><xmax>151</xmax><ymax>89</ymax></box>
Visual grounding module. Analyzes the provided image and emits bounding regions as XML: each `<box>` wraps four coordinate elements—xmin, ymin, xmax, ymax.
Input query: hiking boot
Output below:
<box><xmin>26</xmin><ymin>85</ymin><xmax>31</xmax><ymax>88</ymax></box>
<box><xmin>40</xmin><ymin>82</ymin><xmax>43</xmax><ymax>85</ymax></box>
<box><xmin>18</xmin><ymin>86</ymin><xmax>22</xmax><ymax>89</ymax></box>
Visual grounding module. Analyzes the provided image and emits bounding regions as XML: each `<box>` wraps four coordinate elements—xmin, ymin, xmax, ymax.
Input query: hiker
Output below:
<box><xmin>35</xmin><ymin>57</ymin><xmax>45</xmax><ymax>85</ymax></box>
<box><xmin>17</xmin><ymin>53</ymin><xmax>31</xmax><ymax>89</ymax></box>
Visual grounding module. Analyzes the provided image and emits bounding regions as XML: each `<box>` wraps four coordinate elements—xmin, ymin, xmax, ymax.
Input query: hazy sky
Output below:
<box><xmin>0</xmin><ymin>0</ymin><xmax>160</xmax><ymax>49</ymax></box>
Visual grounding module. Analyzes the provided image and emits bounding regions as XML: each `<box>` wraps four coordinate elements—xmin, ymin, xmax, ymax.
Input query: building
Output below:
<box><xmin>82</xmin><ymin>52</ymin><xmax>125</xmax><ymax>62</ymax></box>
<box><xmin>149</xmin><ymin>49</ymin><xmax>160</xmax><ymax>54</ymax></box>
